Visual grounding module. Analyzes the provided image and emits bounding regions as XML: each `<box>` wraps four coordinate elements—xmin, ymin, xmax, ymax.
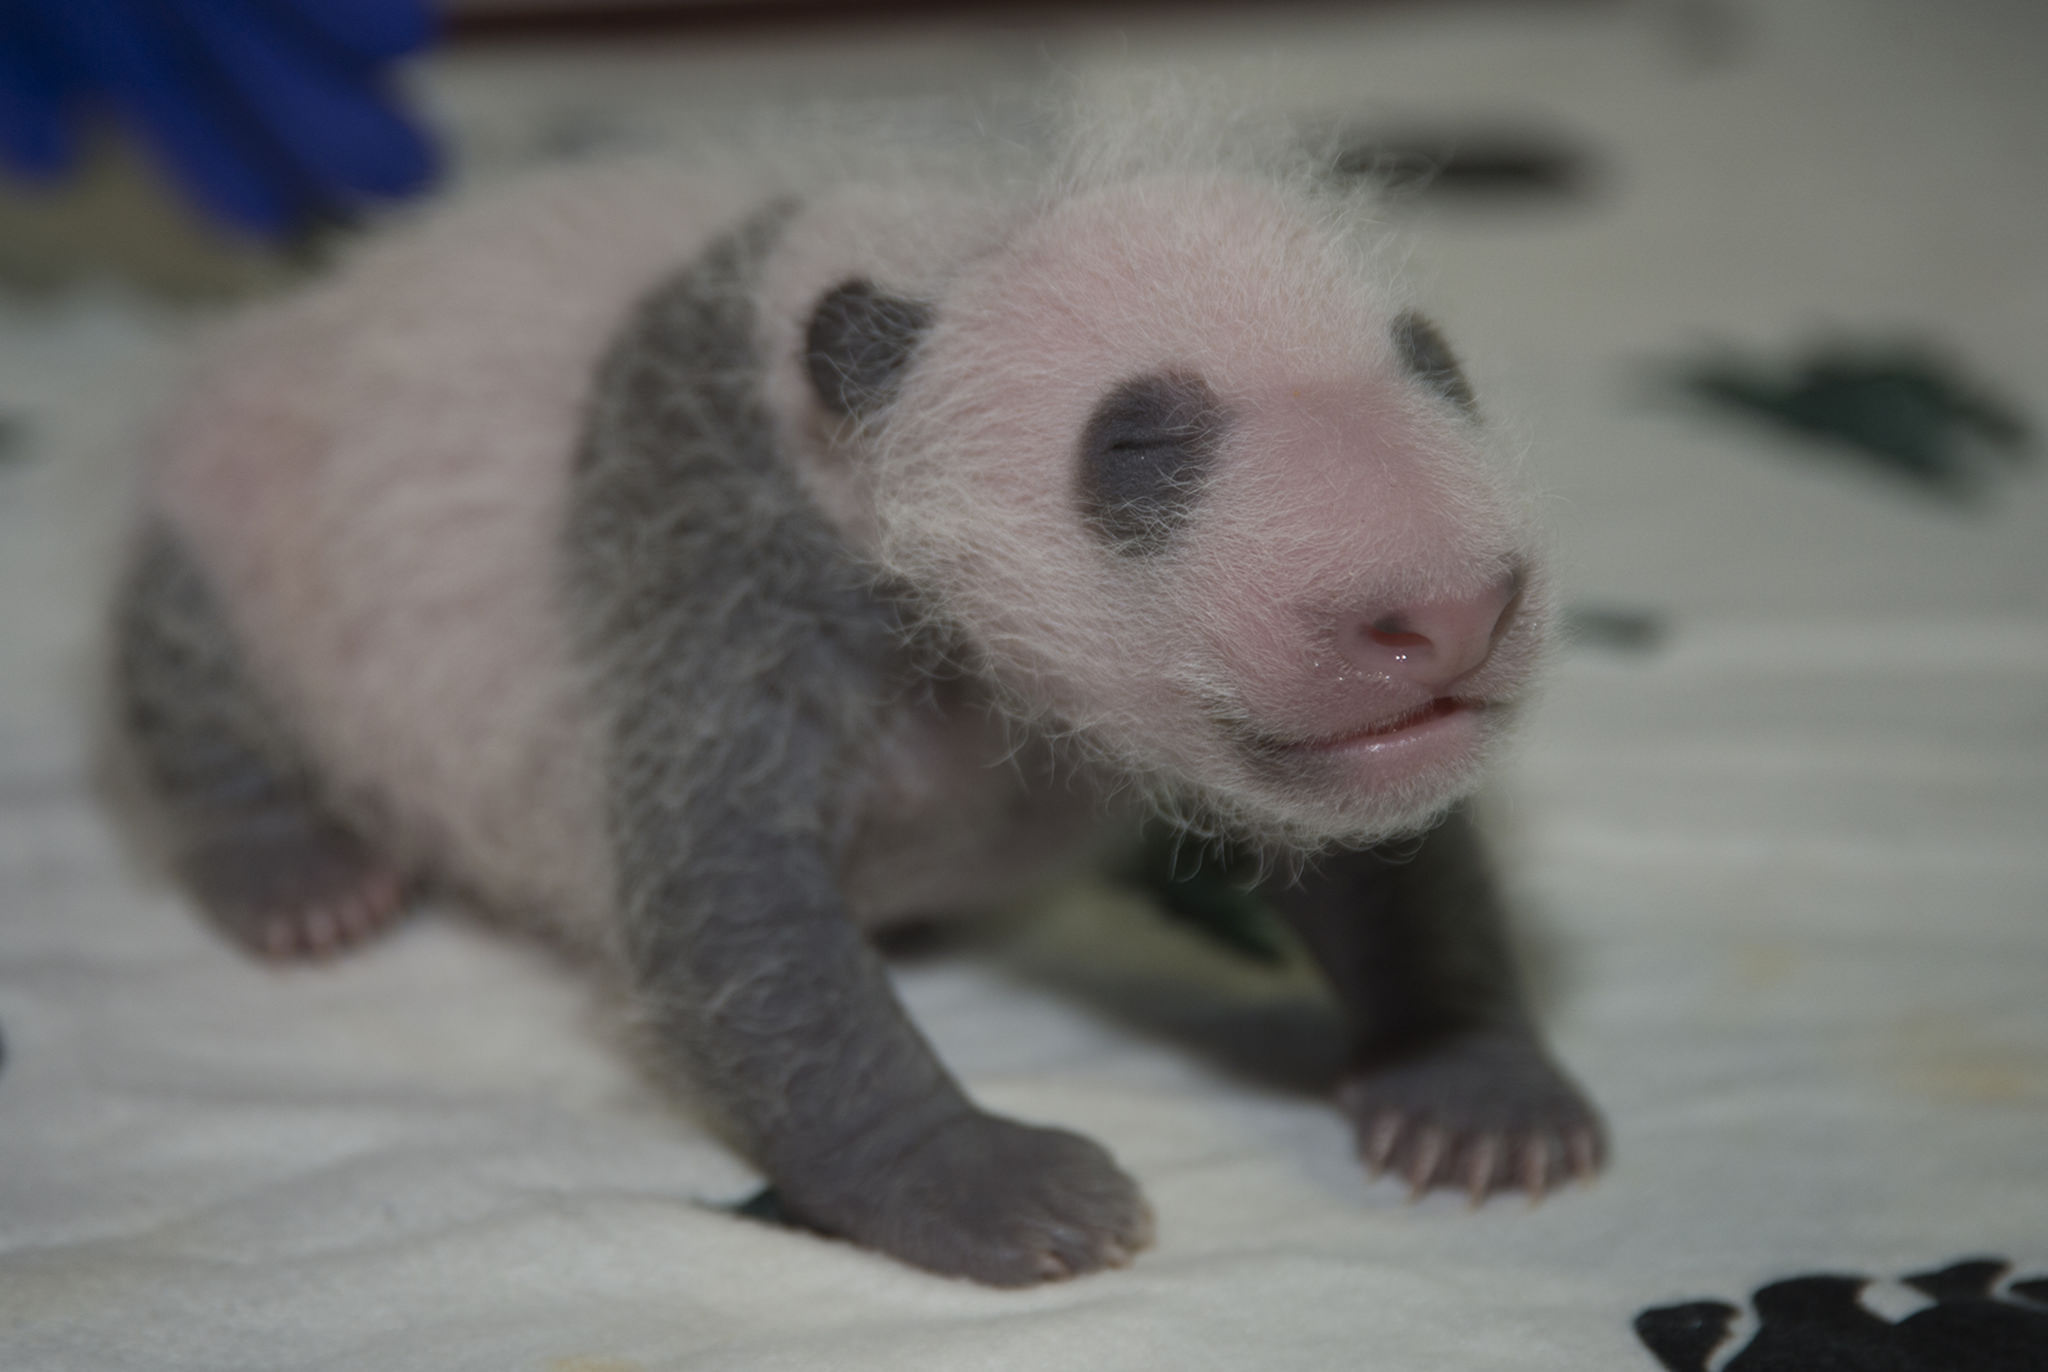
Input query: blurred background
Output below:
<box><xmin>0</xmin><ymin>4</ymin><xmax>2042</xmax><ymax>1369</ymax></box>
<box><xmin>2</xmin><ymin>0</ymin><xmax>2040</xmax><ymax>597</ymax></box>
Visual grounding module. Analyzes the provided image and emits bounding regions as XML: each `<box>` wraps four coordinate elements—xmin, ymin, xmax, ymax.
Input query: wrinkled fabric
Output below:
<box><xmin>1</xmin><ymin>2</ymin><xmax>2044</xmax><ymax>1367</ymax></box>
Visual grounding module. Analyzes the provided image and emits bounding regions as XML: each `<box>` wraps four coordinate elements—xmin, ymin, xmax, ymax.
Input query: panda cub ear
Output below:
<box><xmin>1390</xmin><ymin>310</ymin><xmax>1478</xmax><ymax>415</ymax></box>
<box><xmin>804</xmin><ymin>278</ymin><xmax>934</xmax><ymax>418</ymax></box>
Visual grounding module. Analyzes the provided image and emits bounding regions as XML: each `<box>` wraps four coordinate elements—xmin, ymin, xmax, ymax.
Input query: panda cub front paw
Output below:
<box><xmin>783</xmin><ymin>1110</ymin><xmax>1153</xmax><ymax>1287</ymax></box>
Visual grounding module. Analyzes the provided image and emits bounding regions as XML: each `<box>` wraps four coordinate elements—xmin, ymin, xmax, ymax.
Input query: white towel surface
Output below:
<box><xmin>2</xmin><ymin>3</ymin><xmax>2043</xmax><ymax>1368</ymax></box>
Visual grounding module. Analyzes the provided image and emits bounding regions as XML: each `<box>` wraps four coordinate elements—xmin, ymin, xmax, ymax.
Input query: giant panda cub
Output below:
<box><xmin>113</xmin><ymin>97</ymin><xmax>1603</xmax><ymax>1287</ymax></box>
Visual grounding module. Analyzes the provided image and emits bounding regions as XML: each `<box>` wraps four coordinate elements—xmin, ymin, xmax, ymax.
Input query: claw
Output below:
<box><xmin>1362</xmin><ymin>1113</ymin><xmax>1404</xmax><ymax>1176</ymax></box>
<box><xmin>1405</xmin><ymin>1126</ymin><xmax>1447</xmax><ymax>1198</ymax></box>
<box><xmin>261</xmin><ymin>920</ymin><xmax>295</xmax><ymax>958</ymax></box>
<box><xmin>303</xmin><ymin>905</ymin><xmax>340</xmax><ymax>953</ymax></box>
<box><xmin>1463</xmin><ymin>1134</ymin><xmax>1501</xmax><ymax>1207</ymax></box>
<box><xmin>336</xmin><ymin>897</ymin><xmax>370</xmax><ymax>939</ymax></box>
<box><xmin>1520</xmin><ymin>1136</ymin><xmax>1552</xmax><ymax>1206</ymax></box>
<box><xmin>1567</xmin><ymin>1126</ymin><xmax>1600</xmax><ymax>1182</ymax></box>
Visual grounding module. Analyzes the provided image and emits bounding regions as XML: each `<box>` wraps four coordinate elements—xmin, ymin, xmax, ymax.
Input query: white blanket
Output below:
<box><xmin>3</xmin><ymin>4</ymin><xmax>2043</xmax><ymax>1367</ymax></box>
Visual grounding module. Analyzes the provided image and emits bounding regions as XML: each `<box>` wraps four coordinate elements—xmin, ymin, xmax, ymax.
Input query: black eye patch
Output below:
<box><xmin>1391</xmin><ymin>310</ymin><xmax>1477</xmax><ymax>414</ymax></box>
<box><xmin>1075</xmin><ymin>371</ymin><xmax>1228</xmax><ymax>557</ymax></box>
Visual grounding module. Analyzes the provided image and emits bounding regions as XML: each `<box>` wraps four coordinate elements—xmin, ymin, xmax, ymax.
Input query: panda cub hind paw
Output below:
<box><xmin>178</xmin><ymin>814</ymin><xmax>411</xmax><ymax>961</ymax></box>
<box><xmin>1339</xmin><ymin>1028</ymin><xmax>1607</xmax><ymax>1205</ymax></box>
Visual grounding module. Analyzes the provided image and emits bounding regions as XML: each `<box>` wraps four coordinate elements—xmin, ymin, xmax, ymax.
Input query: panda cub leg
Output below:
<box><xmin>114</xmin><ymin>530</ymin><xmax>411</xmax><ymax>959</ymax></box>
<box><xmin>1271</xmin><ymin>804</ymin><xmax>1606</xmax><ymax>1202</ymax></box>
<box><xmin>566</xmin><ymin>220</ymin><xmax>1152</xmax><ymax>1285</ymax></box>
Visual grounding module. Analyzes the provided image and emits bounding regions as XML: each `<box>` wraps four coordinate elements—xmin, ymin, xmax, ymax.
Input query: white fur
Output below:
<box><xmin>151</xmin><ymin>164</ymin><xmax>767</xmax><ymax>944</ymax></box>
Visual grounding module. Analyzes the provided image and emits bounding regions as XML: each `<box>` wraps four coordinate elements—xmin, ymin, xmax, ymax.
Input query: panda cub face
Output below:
<box><xmin>807</xmin><ymin>176</ymin><xmax>1550</xmax><ymax>846</ymax></box>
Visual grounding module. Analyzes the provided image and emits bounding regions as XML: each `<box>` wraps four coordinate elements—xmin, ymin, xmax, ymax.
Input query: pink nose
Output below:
<box><xmin>1337</xmin><ymin>575</ymin><xmax>1520</xmax><ymax>691</ymax></box>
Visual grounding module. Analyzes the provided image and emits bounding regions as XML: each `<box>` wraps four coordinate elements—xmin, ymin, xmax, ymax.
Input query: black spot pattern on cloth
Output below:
<box><xmin>1075</xmin><ymin>370</ymin><xmax>1228</xmax><ymax>557</ymax></box>
<box><xmin>1634</xmin><ymin>1257</ymin><xmax>2048</xmax><ymax>1372</ymax></box>
<box><xmin>1633</xmin><ymin>1303</ymin><xmax>1741</xmax><ymax>1372</ymax></box>
<box><xmin>1563</xmin><ymin>604</ymin><xmax>1669</xmax><ymax>655</ymax></box>
<box><xmin>722</xmin><ymin>1185</ymin><xmax>815</xmax><ymax>1232</ymax></box>
<box><xmin>1326</xmin><ymin>127</ymin><xmax>1598</xmax><ymax>204</ymax></box>
<box><xmin>1673</xmin><ymin>340</ymin><xmax>2034</xmax><ymax>502</ymax></box>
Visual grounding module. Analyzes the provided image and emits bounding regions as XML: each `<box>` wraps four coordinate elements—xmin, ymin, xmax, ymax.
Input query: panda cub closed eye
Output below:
<box><xmin>1076</xmin><ymin>370</ymin><xmax>1229</xmax><ymax>556</ymax></box>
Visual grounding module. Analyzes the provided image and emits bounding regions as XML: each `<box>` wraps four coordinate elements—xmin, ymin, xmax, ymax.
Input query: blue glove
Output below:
<box><xmin>0</xmin><ymin>0</ymin><xmax>440</xmax><ymax>239</ymax></box>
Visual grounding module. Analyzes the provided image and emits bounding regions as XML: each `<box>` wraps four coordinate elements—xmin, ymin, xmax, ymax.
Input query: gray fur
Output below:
<box><xmin>563</xmin><ymin>207</ymin><xmax>1149</xmax><ymax>1284</ymax></box>
<box><xmin>114</xmin><ymin>530</ymin><xmax>405</xmax><ymax>956</ymax></box>
<box><xmin>1268</xmin><ymin>805</ymin><xmax>1604</xmax><ymax>1197</ymax></box>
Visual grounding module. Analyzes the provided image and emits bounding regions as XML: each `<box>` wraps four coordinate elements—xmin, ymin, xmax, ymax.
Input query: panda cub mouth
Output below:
<box><xmin>1229</xmin><ymin>696</ymin><xmax>1481</xmax><ymax>763</ymax></box>
<box><xmin>1305</xmin><ymin>697</ymin><xmax>1475</xmax><ymax>750</ymax></box>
